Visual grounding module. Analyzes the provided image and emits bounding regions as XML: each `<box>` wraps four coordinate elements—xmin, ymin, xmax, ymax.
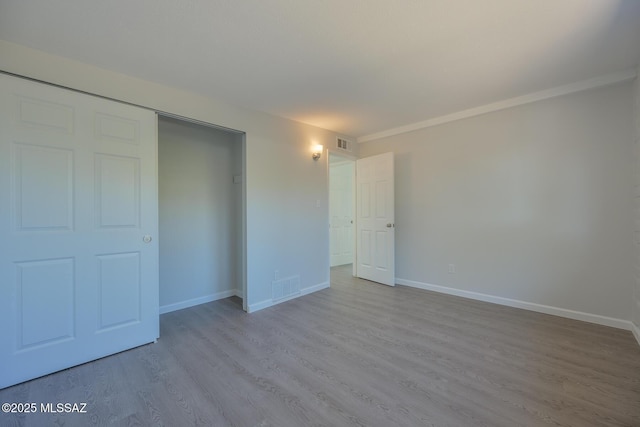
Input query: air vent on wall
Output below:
<box><xmin>272</xmin><ymin>275</ymin><xmax>301</xmax><ymax>302</ymax></box>
<box><xmin>336</xmin><ymin>137</ymin><xmax>353</xmax><ymax>152</ymax></box>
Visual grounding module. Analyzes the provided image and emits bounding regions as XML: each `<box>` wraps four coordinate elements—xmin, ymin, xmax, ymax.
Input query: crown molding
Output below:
<box><xmin>357</xmin><ymin>68</ymin><xmax>638</xmax><ymax>143</ymax></box>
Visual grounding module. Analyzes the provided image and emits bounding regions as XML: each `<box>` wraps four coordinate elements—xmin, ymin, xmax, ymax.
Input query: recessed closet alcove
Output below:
<box><xmin>158</xmin><ymin>116</ymin><xmax>245</xmax><ymax>313</ymax></box>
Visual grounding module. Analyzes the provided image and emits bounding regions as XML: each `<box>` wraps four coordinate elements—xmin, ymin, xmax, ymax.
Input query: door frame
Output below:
<box><xmin>158</xmin><ymin>113</ymin><xmax>248</xmax><ymax>312</ymax></box>
<box><xmin>328</xmin><ymin>150</ymin><xmax>396</xmax><ymax>286</ymax></box>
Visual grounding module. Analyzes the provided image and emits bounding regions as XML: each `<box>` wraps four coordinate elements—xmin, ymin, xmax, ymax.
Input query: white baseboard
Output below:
<box><xmin>301</xmin><ymin>281</ymin><xmax>331</xmax><ymax>296</ymax></box>
<box><xmin>247</xmin><ymin>281</ymin><xmax>330</xmax><ymax>313</ymax></box>
<box><xmin>396</xmin><ymin>278</ymin><xmax>633</xmax><ymax>331</ymax></box>
<box><xmin>160</xmin><ymin>289</ymin><xmax>239</xmax><ymax>314</ymax></box>
<box><xmin>632</xmin><ymin>322</ymin><xmax>640</xmax><ymax>347</ymax></box>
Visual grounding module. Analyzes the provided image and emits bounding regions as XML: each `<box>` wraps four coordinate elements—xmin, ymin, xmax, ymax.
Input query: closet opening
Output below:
<box><xmin>157</xmin><ymin>115</ymin><xmax>246</xmax><ymax>313</ymax></box>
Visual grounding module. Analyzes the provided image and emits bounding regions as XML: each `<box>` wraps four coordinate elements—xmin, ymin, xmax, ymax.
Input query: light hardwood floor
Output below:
<box><xmin>1</xmin><ymin>264</ymin><xmax>639</xmax><ymax>426</ymax></box>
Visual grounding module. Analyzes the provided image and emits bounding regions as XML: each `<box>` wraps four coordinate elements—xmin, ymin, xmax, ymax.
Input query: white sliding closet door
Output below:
<box><xmin>0</xmin><ymin>74</ymin><xmax>159</xmax><ymax>389</ymax></box>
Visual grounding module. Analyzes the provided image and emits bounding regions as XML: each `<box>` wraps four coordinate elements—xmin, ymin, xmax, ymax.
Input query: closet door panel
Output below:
<box><xmin>0</xmin><ymin>74</ymin><xmax>158</xmax><ymax>389</ymax></box>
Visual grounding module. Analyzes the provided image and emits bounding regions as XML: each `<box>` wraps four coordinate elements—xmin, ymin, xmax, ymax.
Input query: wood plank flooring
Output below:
<box><xmin>1</xmin><ymin>264</ymin><xmax>639</xmax><ymax>426</ymax></box>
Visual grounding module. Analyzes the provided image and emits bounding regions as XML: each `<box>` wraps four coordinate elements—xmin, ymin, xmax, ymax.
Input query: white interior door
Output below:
<box><xmin>0</xmin><ymin>74</ymin><xmax>159</xmax><ymax>389</ymax></box>
<box><xmin>356</xmin><ymin>152</ymin><xmax>395</xmax><ymax>286</ymax></box>
<box><xmin>330</xmin><ymin>161</ymin><xmax>354</xmax><ymax>267</ymax></box>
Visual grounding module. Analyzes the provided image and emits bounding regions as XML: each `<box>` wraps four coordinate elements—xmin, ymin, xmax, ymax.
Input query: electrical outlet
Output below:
<box><xmin>448</xmin><ymin>264</ymin><xmax>456</xmax><ymax>274</ymax></box>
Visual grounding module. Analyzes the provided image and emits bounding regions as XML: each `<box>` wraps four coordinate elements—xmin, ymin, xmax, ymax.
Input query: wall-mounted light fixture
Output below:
<box><xmin>312</xmin><ymin>144</ymin><xmax>323</xmax><ymax>161</ymax></box>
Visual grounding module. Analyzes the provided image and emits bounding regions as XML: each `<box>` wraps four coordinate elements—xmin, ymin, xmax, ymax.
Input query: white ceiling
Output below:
<box><xmin>1</xmin><ymin>0</ymin><xmax>639</xmax><ymax>139</ymax></box>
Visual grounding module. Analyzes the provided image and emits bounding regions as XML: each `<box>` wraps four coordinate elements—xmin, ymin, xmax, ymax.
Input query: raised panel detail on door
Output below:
<box><xmin>0</xmin><ymin>73</ymin><xmax>158</xmax><ymax>389</ymax></box>
<box><xmin>376</xmin><ymin>181</ymin><xmax>387</xmax><ymax>217</ymax></box>
<box><xmin>97</xmin><ymin>253</ymin><xmax>141</xmax><ymax>331</ymax></box>
<box><xmin>14</xmin><ymin>144</ymin><xmax>73</xmax><ymax>231</ymax></box>
<box><xmin>95</xmin><ymin>154</ymin><xmax>140</xmax><ymax>228</ymax></box>
<box><xmin>16</xmin><ymin>258</ymin><xmax>75</xmax><ymax>350</ymax></box>
<box><xmin>95</xmin><ymin>113</ymin><xmax>139</xmax><ymax>145</ymax></box>
<box><xmin>360</xmin><ymin>183</ymin><xmax>371</xmax><ymax>218</ymax></box>
<box><xmin>17</xmin><ymin>97</ymin><xmax>74</xmax><ymax>134</ymax></box>
<box><xmin>360</xmin><ymin>230</ymin><xmax>372</xmax><ymax>267</ymax></box>
<box><xmin>375</xmin><ymin>231</ymin><xmax>389</xmax><ymax>270</ymax></box>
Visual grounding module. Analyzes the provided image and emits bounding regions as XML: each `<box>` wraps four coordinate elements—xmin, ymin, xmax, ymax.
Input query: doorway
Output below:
<box><xmin>329</xmin><ymin>151</ymin><xmax>356</xmax><ymax>278</ymax></box>
<box><xmin>158</xmin><ymin>115</ymin><xmax>246</xmax><ymax>313</ymax></box>
<box><xmin>329</xmin><ymin>151</ymin><xmax>396</xmax><ymax>287</ymax></box>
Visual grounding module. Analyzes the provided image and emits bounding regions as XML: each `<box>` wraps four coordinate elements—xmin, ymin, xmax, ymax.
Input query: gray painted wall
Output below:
<box><xmin>359</xmin><ymin>82</ymin><xmax>635</xmax><ymax>322</ymax></box>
